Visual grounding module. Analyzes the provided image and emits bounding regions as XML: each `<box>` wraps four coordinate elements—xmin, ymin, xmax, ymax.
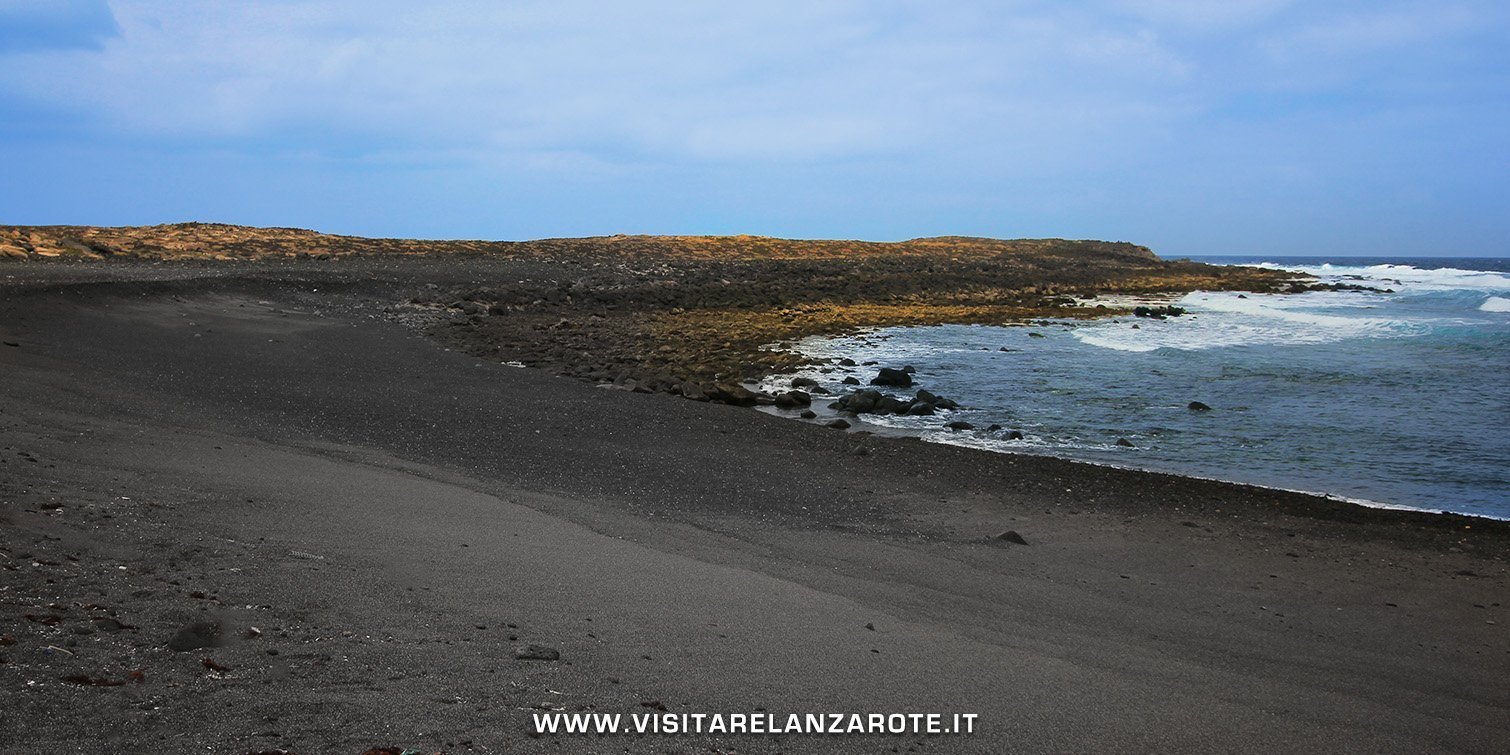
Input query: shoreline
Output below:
<box><xmin>760</xmin><ymin>385</ymin><xmax>1510</xmax><ymax>525</ymax></box>
<box><xmin>3</xmin><ymin>255</ymin><xmax>1509</xmax><ymax>751</ymax></box>
<box><xmin>2</xmin><ymin>251</ymin><xmax>1501</xmax><ymax>533</ymax></box>
<box><xmin>756</xmin><ymin>268</ymin><xmax>1508</xmax><ymax>523</ymax></box>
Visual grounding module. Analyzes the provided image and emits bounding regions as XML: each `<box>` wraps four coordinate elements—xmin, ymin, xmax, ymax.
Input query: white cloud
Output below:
<box><xmin>0</xmin><ymin>0</ymin><xmax>1196</xmax><ymax>166</ymax></box>
<box><xmin>2</xmin><ymin>0</ymin><xmax>1499</xmax><ymax>191</ymax></box>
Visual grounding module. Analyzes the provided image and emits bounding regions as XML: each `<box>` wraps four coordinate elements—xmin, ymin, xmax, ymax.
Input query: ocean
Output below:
<box><xmin>767</xmin><ymin>257</ymin><xmax>1510</xmax><ymax>519</ymax></box>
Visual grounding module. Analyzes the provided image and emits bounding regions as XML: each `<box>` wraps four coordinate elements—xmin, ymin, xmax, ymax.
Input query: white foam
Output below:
<box><xmin>1070</xmin><ymin>290</ymin><xmax>1433</xmax><ymax>352</ymax></box>
<box><xmin>1248</xmin><ymin>262</ymin><xmax>1510</xmax><ymax>292</ymax></box>
<box><xmin>1481</xmin><ymin>296</ymin><xmax>1510</xmax><ymax>312</ymax></box>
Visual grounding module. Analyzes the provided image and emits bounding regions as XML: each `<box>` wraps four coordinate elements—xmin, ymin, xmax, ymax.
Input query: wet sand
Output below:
<box><xmin>2</xmin><ymin>259</ymin><xmax>1507</xmax><ymax>753</ymax></box>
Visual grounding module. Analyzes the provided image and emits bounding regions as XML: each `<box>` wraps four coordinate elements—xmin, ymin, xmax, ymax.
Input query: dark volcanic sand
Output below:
<box><xmin>2</xmin><ymin>258</ymin><xmax>1508</xmax><ymax>754</ymax></box>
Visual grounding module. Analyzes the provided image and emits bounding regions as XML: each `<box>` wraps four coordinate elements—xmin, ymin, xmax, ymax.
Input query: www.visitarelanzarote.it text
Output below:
<box><xmin>533</xmin><ymin>711</ymin><xmax>981</xmax><ymax>736</ymax></box>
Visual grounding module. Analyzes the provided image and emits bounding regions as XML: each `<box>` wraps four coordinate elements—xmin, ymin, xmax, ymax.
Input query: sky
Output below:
<box><xmin>0</xmin><ymin>1</ymin><xmax>1506</xmax><ymax>256</ymax></box>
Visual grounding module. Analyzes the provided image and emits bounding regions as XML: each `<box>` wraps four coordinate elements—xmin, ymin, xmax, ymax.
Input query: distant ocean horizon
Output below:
<box><xmin>771</xmin><ymin>255</ymin><xmax>1510</xmax><ymax>519</ymax></box>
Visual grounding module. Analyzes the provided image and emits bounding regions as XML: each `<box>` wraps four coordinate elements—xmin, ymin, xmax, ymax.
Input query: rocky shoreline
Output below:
<box><xmin>3</xmin><ymin>222</ymin><xmax>1325</xmax><ymax>425</ymax></box>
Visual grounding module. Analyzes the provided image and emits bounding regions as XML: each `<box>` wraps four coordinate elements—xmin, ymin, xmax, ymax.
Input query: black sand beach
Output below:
<box><xmin>2</xmin><ymin>256</ymin><xmax>1508</xmax><ymax>753</ymax></box>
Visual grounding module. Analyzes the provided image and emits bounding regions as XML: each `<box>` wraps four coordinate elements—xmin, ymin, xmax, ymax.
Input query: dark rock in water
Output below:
<box><xmin>1133</xmin><ymin>305</ymin><xmax>1187</xmax><ymax>319</ymax></box>
<box><xmin>1006</xmin><ymin>430</ymin><xmax>1025</xmax><ymax>440</ymax></box>
<box><xmin>166</xmin><ymin>621</ymin><xmax>222</xmax><ymax>652</ymax></box>
<box><xmin>1116</xmin><ymin>438</ymin><xmax>1135</xmax><ymax>447</ymax></box>
<box><xmin>996</xmin><ymin>530</ymin><xmax>1029</xmax><ymax>545</ymax></box>
<box><xmin>799</xmin><ymin>409</ymin><xmax>817</xmax><ymax>419</ymax></box>
<box><xmin>902</xmin><ymin>365</ymin><xmax>916</xmax><ymax>374</ymax></box>
<box><xmin>514</xmin><ymin>644</ymin><xmax>560</xmax><ymax>661</ymax></box>
<box><xmin>987</xmin><ymin>424</ymin><xmax>1002</xmax><ymax>432</ymax></box>
<box><xmin>1028</xmin><ymin>332</ymin><xmax>1046</xmax><ymax>338</ymax></box>
<box><xmin>862</xmin><ymin>360</ymin><xmax>878</xmax><ymax>366</ymax></box>
<box><xmin>838</xmin><ymin>358</ymin><xmax>857</xmax><ymax>367</ymax></box>
<box><xmin>999</xmin><ymin>347</ymin><xmax>1013</xmax><ymax>352</ymax></box>
<box><xmin>790</xmin><ymin>377</ymin><xmax>820</xmax><ymax>389</ymax></box>
<box><xmin>1187</xmin><ymin>401</ymin><xmax>1212</xmax><ymax>411</ymax></box>
<box><xmin>906</xmin><ymin>403</ymin><xmax>935</xmax><ymax>416</ymax></box>
<box><xmin>774</xmin><ymin>390</ymin><xmax>812</xmax><ymax>409</ymax></box>
<box><xmin>915</xmin><ymin>389</ymin><xmax>940</xmax><ymax>404</ymax></box>
<box><xmin>874</xmin><ymin>395</ymin><xmax>906</xmax><ymax>415</ymax></box>
<box><xmin>932</xmin><ymin>397</ymin><xmax>959</xmax><ymax>410</ymax></box>
<box><xmin>827</xmin><ymin>419</ymin><xmax>851</xmax><ymax>429</ymax></box>
<box><xmin>945</xmin><ymin>421</ymin><xmax>974</xmax><ymax>431</ymax></box>
<box><xmin>870</xmin><ymin>367</ymin><xmax>913</xmax><ymax>387</ymax></box>
<box><xmin>841</xmin><ymin>376</ymin><xmax>860</xmax><ymax>385</ymax></box>
<box><xmin>841</xmin><ymin>389</ymin><xmax>883</xmax><ymax>413</ymax></box>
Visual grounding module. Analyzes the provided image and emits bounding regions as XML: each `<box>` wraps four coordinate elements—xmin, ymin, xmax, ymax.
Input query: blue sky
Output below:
<box><xmin>1</xmin><ymin>0</ymin><xmax>1506</xmax><ymax>255</ymax></box>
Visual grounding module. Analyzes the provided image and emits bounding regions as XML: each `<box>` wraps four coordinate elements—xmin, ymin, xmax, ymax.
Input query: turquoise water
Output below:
<box><xmin>772</xmin><ymin>258</ymin><xmax>1510</xmax><ymax>519</ymax></box>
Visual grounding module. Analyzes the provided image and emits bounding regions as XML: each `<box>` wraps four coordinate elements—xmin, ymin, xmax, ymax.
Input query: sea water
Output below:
<box><xmin>774</xmin><ymin>257</ymin><xmax>1510</xmax><ymax>519</ymax></box>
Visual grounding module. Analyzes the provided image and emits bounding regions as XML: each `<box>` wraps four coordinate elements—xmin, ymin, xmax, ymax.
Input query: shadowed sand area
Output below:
<box><xmin>1</xmin><ymin>252</ymin><xmax>1507</xmax><ymax>753</ymax></box>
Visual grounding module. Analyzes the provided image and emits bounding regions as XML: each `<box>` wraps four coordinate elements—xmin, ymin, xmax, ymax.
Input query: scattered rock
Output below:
<box><xmin>841</xmin><ymin>376</ymin><xmax>860</xmax><ymax>385</ymax></box>
<box><xmin>996</xmin><ymin>530</ymin><xmax>1029</xmax><ymax>545</ymax></box>
<box><xmin>773</xmin><ymin>390</ymin><xmax>811</xmax><ymax>409</ymax></box>
<box><xmin>827</xmin><ymin>419</ymin><xmax>851</xmax><ymax>429</ymax></box>
<box><xmin>790</xmin><ymin>377</ymin><xmax>820</xmax><ymax>389</ymax></box>
<box><xmin>945</xmin><ymin>421</ymin><xmax>974</xmax><ymax>431</ymax></box>
<box><xmin>1116</xmin><ymin>438</ymin><xmax>1134</xmax><ymax>447</ymax></box>
<box><xmin>1187</xmin><ymin>401</ymin><xmax>1212</xmax><ymax>411</ymax></box>
<box><xmin>705</xmin><ymin>383</ymin><xmax>762</xmax><ymax>407</ymax></box>
<box><xmin>1006</xmin><ymin>430</ymin><xmax>1024</xmax><ymax>440</ymax></box>
<box><xmin>514</xmin><ymin>644</ymin><xmax>561</xmax><ymax>661</ymax></box>
<box><xmin>799</xmin><ymin>409</ymin><xmax>817</xmax><ymax>419</ymax></box>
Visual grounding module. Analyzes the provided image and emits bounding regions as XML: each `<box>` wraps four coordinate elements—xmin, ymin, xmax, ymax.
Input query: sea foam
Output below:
<box><xmin>1071</xmin><ymin>291</ymin><xmax>1430</xmax><ymax>352</ymax></box>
